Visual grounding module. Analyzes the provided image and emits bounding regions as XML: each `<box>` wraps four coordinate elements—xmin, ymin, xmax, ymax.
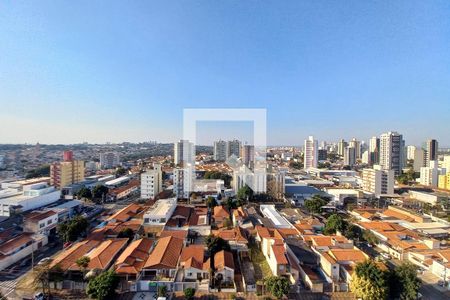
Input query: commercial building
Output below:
<box><xmin>142</xmin><ymin>198</ymin><xmax>177</xmax><ymax>225</ymax></box>
<box><xmin>174</xmin><ymin>140</ymin><xmax>194</xmax><ymax>166</ymax></box>
<box><xmin>424</xmin><ymin>139</ymin><xmax>438</xmax><ymax>167</ymax></box>
<box><xmin>304</xmin><ymin>136</ymin><xmax>318</xmax><ymax>170</ymax></box>
<box><xmin>50</xmin><ymin>151</ymin><xmax>85</xmax><ymax>189</ymax></box>
<box><xmin>260</xmin><ymin>205</ymin><xmax>293</xmax><ymax>229</ymax></box>
<box><xmin>362</xmin><ymin>165</ymin><xmax>394</xmax><ymax>197</ymax></box>
<box><xmin>0</xmin><ymin>233</ymin><xmax>48</xmax><ymax>271</ymax></box>
<box><xmin>99</xmin><ymin>152</ymin><xmax>120</xmax><ymax>169</ymax></box>
<box><xmin>0</xmin><ymin>183</ymin><xmax>61</xmax><ymax>217</ymax></box>
<box><xmin>141</xmin><ymin>164</ymin><xmax>162</xmax><ymax>199</ymax></box>
<box><xmin>380</xmin><ymin>131</ymin><xmax>405</xmax><ymax>176</ymax></box>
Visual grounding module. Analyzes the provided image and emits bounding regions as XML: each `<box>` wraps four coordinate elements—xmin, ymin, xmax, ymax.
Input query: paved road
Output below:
<box><xmin>420</xmin><ymin>283</ymin><xmax>449</xmax><ymax>300</ymax></box>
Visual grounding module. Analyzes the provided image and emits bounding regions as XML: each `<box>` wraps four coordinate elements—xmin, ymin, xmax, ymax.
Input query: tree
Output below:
<box><xmin>86</xmin><ymin>270</ymin><xmax>119</xmax><ymax>300</ymax></box>
<box><xmin>33</xmin><ymin>260</ymin><xmax>52</xmax><ymax>297</ymax></box>
<box><xmin>76</xmin><ymin>187</ymin><xmax>92</xmax><ymax>200</ymax></box>
<box><xmin>57</xmin><ymin>216</ymin><xmax>88</xmax><ymax>242</ymax></box>
<box><xmin>183</xmin><ymin>287</ymin><xmax>195</xmax><ymax>300</ymax></box>
<box><xmin>117</xmin><ymin>228</ymin><xmax>135</xmax><ymax>241</ymax></box>
<box><xmin>115</xmin><ymin>166</ymin><xmax>127</xmax><ymax>177</ymax></box>
<box><xmin>304</xmin><ymin>195</ymin><xmax>328</xmax><ymax>214</ymax></box>
<box><xmin>25</xmin><ymin>164</ymin><xmax>50</xmax><ymax>179</ymax></box>
<box><xmin>289</xmin><ymin>161</ymin><xmax>303</xmax><ymax>169</ymax></box>
<box><xmin>323</xmin><ymin>214</ymin><xmax>347</xmax><ymax>235</ymax></box>
<box><xmin>388</xmin><ymin>262</ymin><xmax>421</xmax><ymax>300</ymax></box>
<box><xmin>223</xmin><ymin>218</ymin><xmax>232</xmax><ymax>229</ymax></box>
<box><xmin>237</xmin><ymin>185</ymin><xmax>253</xmax><ymax>202</ymax></box>
<box><xmin>206</xmin><ymin>196</ymin><xmax>217</xmax><ymax>208</ymax></box>
<box><xmin>76</xmin><ymin>256</ymin><xmax>90</xmax><ymax>278</ymax></box>
<box><xmin>205</xmin><ymin>235</ymin><xmax>231</xmax><ymax>267</ymax></box>
<box><xmin>350</xmin><ymin>260</ymin><xmax>388</xmax><ymax>300</ymax></box>
<box><xmin>204</xmin><ymin>171</ymin><xmax>232</xmax><ymax>188</ymax></box>
<box><xmin>264</xmin><ymin>276</ymin><xmax>290</xmax><ymax>299</ymax></box>
<box><xmin>157</xmin><ymin>285</ymin><xmax>167</xmax><ymax>298</ymax></box>
<box><xmin>362</xmin><ymin>230</ymin><xmax>379</xmax><ymax>246</ymax></box>
<box><xmin>92</xmin><ymin>184</ymin><xmax>109</xmax><ymax>200</ymax></box>
<box><xmin>344</xmin><ymin>224</ymin><xmax>363</xmax><ymax>241</ymax></box>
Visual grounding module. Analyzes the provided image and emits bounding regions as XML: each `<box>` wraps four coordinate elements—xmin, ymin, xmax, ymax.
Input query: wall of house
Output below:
<box><xmin>0</xmin><ymin>236</ymin><xmax>48</xmax><ymax>271</ymax></box>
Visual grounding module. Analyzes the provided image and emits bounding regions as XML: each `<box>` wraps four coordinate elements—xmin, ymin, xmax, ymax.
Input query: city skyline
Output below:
<box><xmin>1</xmin><ymin>1</ymin><xmax>449</xmax><ymax>145</ymax></box>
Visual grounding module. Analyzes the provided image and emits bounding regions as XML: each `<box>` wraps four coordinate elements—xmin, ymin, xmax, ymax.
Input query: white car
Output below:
<box><xmin>381</xmin><ymin>253</ymin><xmax>391</xmax><ymax>260</ymax></box>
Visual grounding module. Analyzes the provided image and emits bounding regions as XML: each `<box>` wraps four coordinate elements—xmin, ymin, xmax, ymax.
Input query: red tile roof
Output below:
<box><xmin>214</xmin><ymin>250</ymin><xmax>234</xmax><ymax>271</ymax></box>
<box><xmin>144</xmin><ymin>236</ymin><xmax>184</xmax><ymax>269</ymax></box>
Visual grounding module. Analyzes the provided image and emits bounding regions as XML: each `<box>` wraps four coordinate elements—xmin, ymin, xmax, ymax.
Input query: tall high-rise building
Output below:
<box><xmin>362</xmin><ymin>165</ymin><xmax>394</xmax><ymax>197</ymax></box>
<box><xmin>380</xmin><ymin>131</ymin><xmax>405</xmax><ymax>176</ymax></box>
<box><xmin>227</xmin><ymin>139</ymin><xmax>241</xmax><ymax>158</ymax></box>
<box><xmin>174</xmin><ymin>140</ymin><xmax>194</xmax><ymax>166</ymax></box>
<box><xmin>241</xmin><ymin>145</ymin><xmax>255</xmax><ymax>167</ymax></box>
<box><xmin>338</xmin><ymin>139</ymin><xmax>347</xmax><ymax>157</ymax></box>
<box><xmin>304</xmin><ymin>136</ymin><xmax>318</xmax><ymax>170</ymax></box>
<box><xmin>318</xmin><ymin>149</ymin><xmax>328</xmax><ymax>161</ymax></box>
<box><xmin>406</xmin><ymin>146</ymin><xmax>425</xmax><ymax>172</ymax></box>
<box><xmin>369</xmin><ymin>136</ymin><xmax>380</xmax><ymax>165</ymax></box>
<box><xmin>50</xmin><ymin>151</ymin><xmax>85</xmax><ymax>189</ymax></box>
<box><xmin>141</xmin><ymin>164</ymin><xmax>163</xmax><ymax>199</ymax></box>
<box><xmin>349</xmin><ymin>138</ymin><xmax>361</xmax><ymax>159</ymax></box>
<box><xmin>173</xmin><ymin>167</ymin><xmax>194</xmax><ymax>199</ymax></box>
<box><xmin>99</xmin><ymin>152</ymin><xmax>120</xmax><ymax>169</ymax></box>
<box><xmin>344</xmin><ymin>147</ymin><xmax>356</xmax><ymax>167</ymax></box>
<box><xmin>214</xmin><ymin>140</ymin><xmax>227</xmax><ymax>161</ymax></box>
<box><xmin>424</xmin><ymin>139</ymin><xmax>439</xmax><ymax>167</ymax></box>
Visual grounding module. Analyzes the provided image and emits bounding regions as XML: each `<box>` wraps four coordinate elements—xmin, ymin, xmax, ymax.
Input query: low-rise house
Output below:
<box><xmin>141</xmin><ymin>236</ymin><xmax>184</xmax><ymax>280</ymax></box>
<box><xmin>213</xmin><ymin>206</ymin><xmax>230</xmax><ymax>228</ymax></box>
<box><xmin>115</xmin><ymin>238</ymin><xmax>153</xmax><ymax>281</ymax></box>
<box><xmin>89</xmin><ymin>219</ymin><xmax>142</xmax><ymax>240</ymax></box>
<box><xmin>107</xmin><ymin>203</ymin><xmax>146</xmax><ymax>223</ymax></box>
<box><xmin>107</xmin><ymin>179</ymin><xmax>140</xmax><ymax>202</ymax></box>
<box><xmin>0</xmin><ymin>233</ymin><xmax>48</xmax><ymax>271</ymax></box>
<box><xmin>213</xmin><ymin>226</ymin><xmax>248</xmax><ymax>251</ymax></box>
<box><xmin>232</xmin><ymin>207</ymin><xmax>248</xmax><ymax>226</ymax></box>
<box><xmin>179</xmin><ymin>245</ymin><xmax>209</xmax><ymax>281</ymax></box>
<box><xmin>214</xmin><ymin>250</ymin><xmax>235</xmax><ymax>285</ymax></box>
<box><xmin>51</xmin><ymin>238</ymin><xmax>128</xmax><ymax>280</ymax></box>
<box><xmin>24</xmin><ymin>210</ymin><xmax>58</xmax><ymax>235</ymax></box>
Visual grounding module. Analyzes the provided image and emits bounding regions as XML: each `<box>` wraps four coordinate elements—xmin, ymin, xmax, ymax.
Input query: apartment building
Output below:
<box><xmin>362</xmin><ymin>165</ymin><xmax>394</xmax><ymax>197</ymax></box>
<box><xmin>140</xmin><ymin>164</ymin><xmax>162</xmax><ymax>199</ymax></box>
<box><xmin>50</xmin><ymin>151</ymin><xmax>85</xmax><ymax>189</ymax></box>
<box><xmin>379</xmin><ymin>131</ymin><xmax>405</xmax><ymax>176</ymax></box>
<box><xmin>99</xmin><ymin>152</ymin><xmax>120</xmax><ymax>169</ymax></box>
<box><xmin>304</xmin><ymin>136</ymin><xmax>318</xmax><ymax>170</ymax></box>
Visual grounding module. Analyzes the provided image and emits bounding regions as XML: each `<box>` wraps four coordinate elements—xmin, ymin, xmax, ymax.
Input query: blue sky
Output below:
<box><xmin>0</xmin><ymin>1</ymin><xmax>449</xmax><ymax>146</ymax></box>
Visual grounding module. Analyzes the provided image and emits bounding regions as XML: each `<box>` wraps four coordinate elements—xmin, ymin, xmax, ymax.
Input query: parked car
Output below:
<box><xmin>381</xmin><ymin>253</ymin><xmax>391</xmax><ymax>260</ymax></box>
<box><xmin>37</xmin><ymin>257</ymin><xmax>51</xmax><ymax>265</ymax></box>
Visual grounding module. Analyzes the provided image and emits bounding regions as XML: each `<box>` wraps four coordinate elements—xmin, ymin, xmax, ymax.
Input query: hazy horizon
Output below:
<box><xmin>1</xmin><ymin>1</ymin><xmax>449</xmax><ymax>145</ymax></box>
